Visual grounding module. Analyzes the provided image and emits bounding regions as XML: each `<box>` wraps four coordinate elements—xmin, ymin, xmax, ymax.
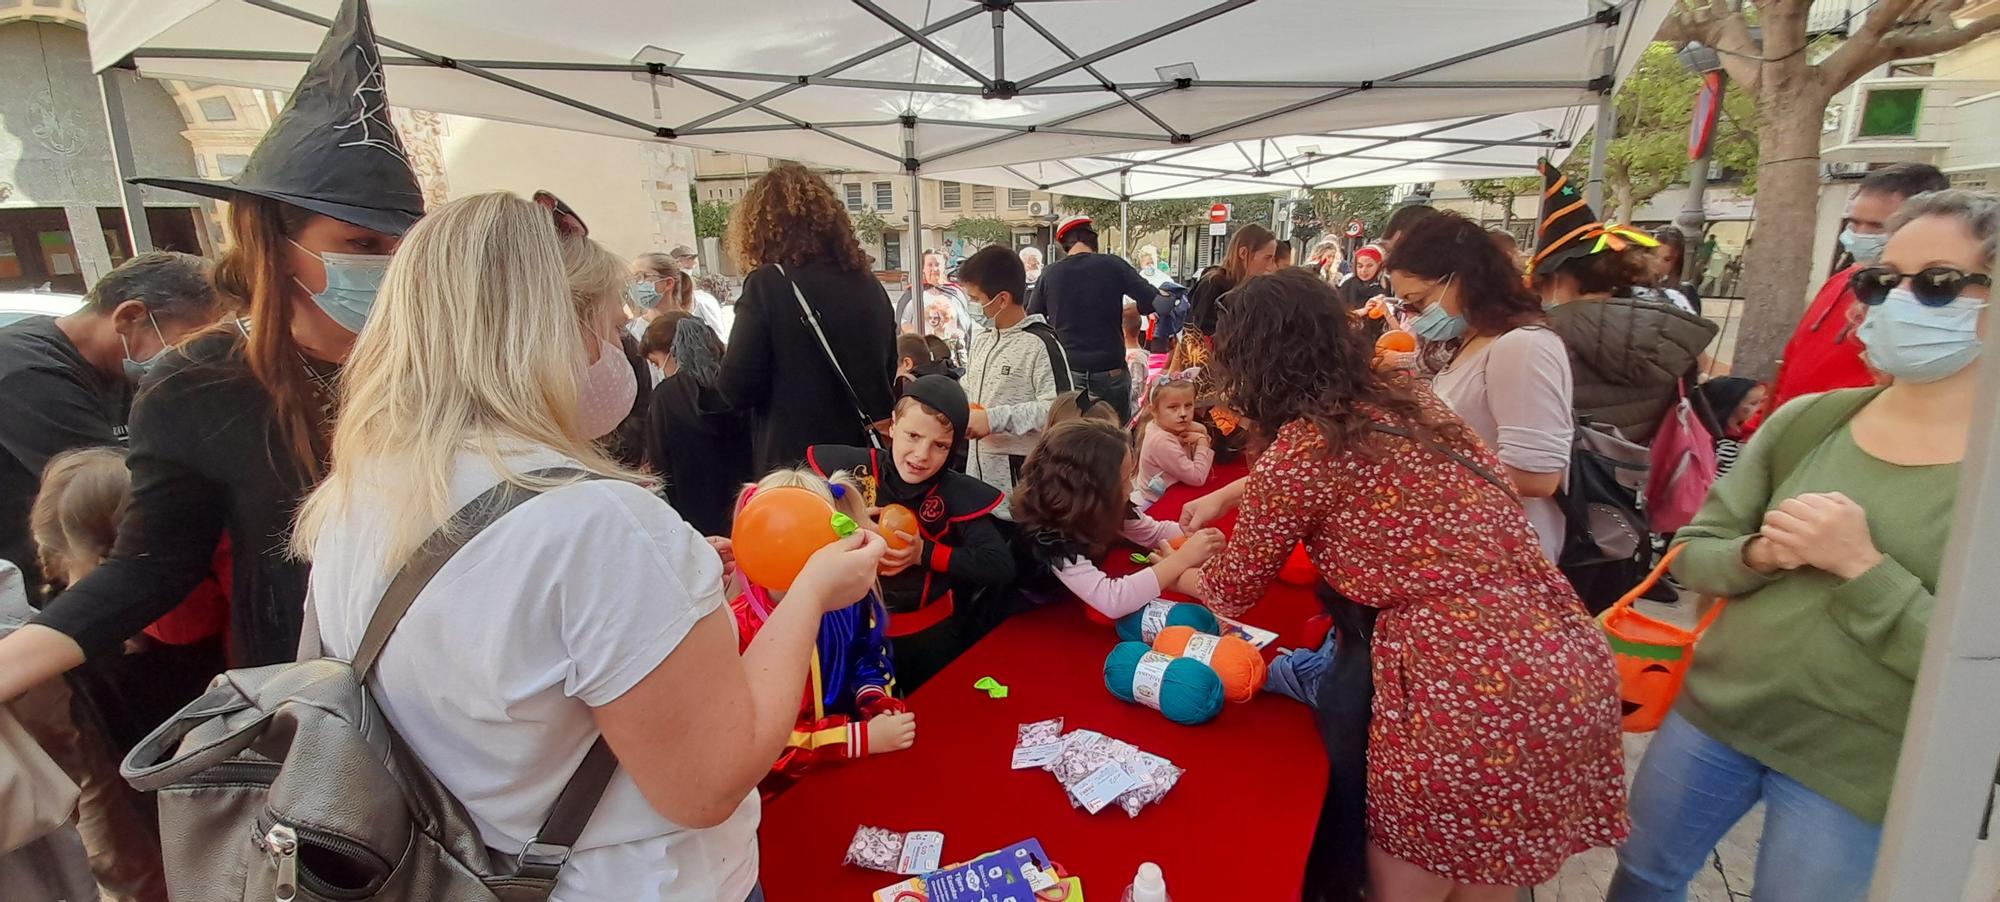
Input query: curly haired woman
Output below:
<box><xmin>718</xmin><ymin>163</ymin><xmax>898</xmax><ymax>473</ymax></box>
<box><xmin>1181</xmin><ymin>268</ymin><xmax>1627</xmax><ymax>902</ymax></box>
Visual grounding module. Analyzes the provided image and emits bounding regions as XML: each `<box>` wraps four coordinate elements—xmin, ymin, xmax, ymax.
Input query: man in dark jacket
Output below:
<box><xmin>1027</xmin><ymin>216</ymin><xmax>1159</xmax><ymax>424</ymax></box>
<box><xmin>0</xmin><ymin>253</ymin><xmax>215</xmax><ymax>601</ymax></box>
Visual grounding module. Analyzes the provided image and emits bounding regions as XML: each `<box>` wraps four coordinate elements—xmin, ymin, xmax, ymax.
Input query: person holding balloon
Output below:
<box><xmin>807</xmin><ymin>375</ymin><xmax>1013</xmax><ymax>690</ymax></box>
<box><xmin>728</xmin><ymin>468</ymin><xmax>915</xmax><ymax>799</ymax></box>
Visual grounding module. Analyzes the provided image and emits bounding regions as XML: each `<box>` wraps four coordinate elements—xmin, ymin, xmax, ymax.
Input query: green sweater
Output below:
<box><xmin>1670</xmin><ymin>389</ymin><xmax>1956</xmax><ymax>823</ymax></box>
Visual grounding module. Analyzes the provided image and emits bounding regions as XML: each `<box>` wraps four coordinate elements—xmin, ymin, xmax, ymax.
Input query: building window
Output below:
<box><xmin>874</xmin><ymin>181</ymin><xmax>894</xmax><ymax>212</ymax></box>
<box><xmin>971</xmin><ymin>186</ymin><xmax>995</xmax><ymax>211</ymax></box>
<box><xmin>1857</xmin><ymin>87</ymin><xmax>1923</xmax><ymax>138</ymax></box>
<box><xmin>1008</xmin><ymin>188</ymin><xmax>1030</xmax><ymax>208</ymax></box>
<box><xmin>216</xmin><ymin>154</ymin><xmax>252</xmax><ymax>177</ymax></box>
<box><xmin>883</xmin><ymin>233</ymin><xmax>903</xmax><ymax>271</ymax></box>
<box><xmin>940</xmin><ymin>182</ymin><xmax>961</xmax><ymax>210</ymax></box>
<box><xmin>197</xmin><ymin>95</ymin><xmax>236</xmax><ymax>122</ymax></box>
<box><xmin>844</xmin><ymin>183</ymin><xmax>864</xmax><ymax>212</ymax></box>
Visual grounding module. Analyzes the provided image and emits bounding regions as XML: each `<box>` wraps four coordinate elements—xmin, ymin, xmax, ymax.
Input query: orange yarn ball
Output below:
<box><xmin>1153</xmin><ymin>625</ymin><xmax>1265</xmax><ymax>703</ymax></box>
<box><xmin>1375</xmin><ymin>329</ymin><xmax>1417</xmax><ymax>354</ymax></box>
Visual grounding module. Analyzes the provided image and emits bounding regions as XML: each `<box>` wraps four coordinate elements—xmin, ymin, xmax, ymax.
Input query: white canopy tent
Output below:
<box><xmin>928</xmin><ymin>106</ymin><xmax>1591</xmax><ymax>202</ymax></box>
<box><xmin>77</xmin><ymin>5</ymin><xmax>2000</xmax><ymax>897</ymax></box>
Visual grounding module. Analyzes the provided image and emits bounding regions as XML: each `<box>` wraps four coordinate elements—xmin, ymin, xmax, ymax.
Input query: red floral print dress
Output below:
<box><xmin>1202</xmin><ymin>404</ymin><xmax>1628</xmax><ymax>886</ymax></box>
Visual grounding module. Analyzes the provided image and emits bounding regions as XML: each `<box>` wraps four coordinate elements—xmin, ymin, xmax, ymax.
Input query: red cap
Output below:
<box><xmin>1055</xmin><ymin>215</ymin><xmax>1093</xmax><ymax>243</ymax></box>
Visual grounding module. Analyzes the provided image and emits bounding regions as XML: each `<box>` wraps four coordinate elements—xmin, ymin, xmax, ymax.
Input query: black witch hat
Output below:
<box><xmin>132</xmin><ymin>0</ymin><xmax>424</xmax><ymax>235</ymax></box>
<box><xmin>1527</xmin><ymin>158</ymin><xmax>1656</xmax><ymax>276</ymax></box>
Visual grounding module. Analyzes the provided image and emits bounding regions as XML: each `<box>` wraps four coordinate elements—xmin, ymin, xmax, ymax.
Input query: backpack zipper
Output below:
<box><xmin>262</xmin><ymin>824</ymin><xmax>297</xmax><ymax>902</ymax></box>
<box><xmin>255</xmin><ymin>814</ymin><xmax>392</xmax><ymax>900</ymax></box>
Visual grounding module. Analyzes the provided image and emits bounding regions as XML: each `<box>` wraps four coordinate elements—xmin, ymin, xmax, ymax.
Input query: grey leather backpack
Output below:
<box><xmin>121</xmin><ymin>473</ymin><xmax>616</xmax><ymax>901</ymax></box>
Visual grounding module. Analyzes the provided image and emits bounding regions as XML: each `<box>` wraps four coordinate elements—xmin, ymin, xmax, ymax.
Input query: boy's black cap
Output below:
<box><xmin>902</xmin><ymin>374</ymin><xmax>969</xmax><ymax>438</ymax></box>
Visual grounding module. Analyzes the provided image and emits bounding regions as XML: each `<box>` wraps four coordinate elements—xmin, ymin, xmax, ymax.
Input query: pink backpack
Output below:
<box><xmin>1646</xmin><ymin>384</ymin><xmax>1718</xmax><ymax>533</ymax></box>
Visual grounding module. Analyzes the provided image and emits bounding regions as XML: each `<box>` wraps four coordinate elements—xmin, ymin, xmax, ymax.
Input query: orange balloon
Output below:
<box><xmin>732</xmin><ymin>486</ymin><xmax>839</xmax><ymax>591</ymax></box>
<box><xmin>969</xmin><ymin>403</ymin><xmax>986</xmax><ymax>412</ymax></box>
<box><xmin>1168</xmin><ymin>535</ymin><xmax>1187</xmax><ymax>550</ymax></box>
<box><xmin>1375</xmin><ymin>330</ymin><xmax>1417</xmax><ymax>354</ymax></box>
<box><xmin>878</xmin><ymin>504</ymin><xmax>919</xmax><ymax>550</ymax></box>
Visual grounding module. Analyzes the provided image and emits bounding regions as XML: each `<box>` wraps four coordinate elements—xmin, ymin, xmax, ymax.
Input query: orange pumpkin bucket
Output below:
<box><xmin>1597</xmin><ymin>545</ymin><xmax>1725</xmax><ymax>733</ymax></box>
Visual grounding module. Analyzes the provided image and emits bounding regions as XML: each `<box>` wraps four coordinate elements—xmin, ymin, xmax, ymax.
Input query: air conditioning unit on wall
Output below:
<box><xmin>1027</xmin><ymin>200</ymin><xmax>1047</xmax><ymax>217</ymax></box>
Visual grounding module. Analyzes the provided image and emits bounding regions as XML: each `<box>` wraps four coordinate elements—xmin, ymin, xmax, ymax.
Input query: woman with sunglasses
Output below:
<box><xmin>1609</xmin><ymin>189</ymin><xmax>1996</xmax><ymax>902</ymax></box>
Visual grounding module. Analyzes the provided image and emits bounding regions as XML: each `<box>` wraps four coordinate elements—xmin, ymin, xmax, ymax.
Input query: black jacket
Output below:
<box><xmin>719</xmin><ymin>261</ymin><xmax>898</xmax><ymax>476</ymax></box>
<box><xmin>644</xmin><ymin>374</ymin><xmax>752</xmax><ymax>537</ymax></box>
<box><xmin>34</xmin><ymin>329</ymin><xmax>318</xmax><ymax>666</ymax></box>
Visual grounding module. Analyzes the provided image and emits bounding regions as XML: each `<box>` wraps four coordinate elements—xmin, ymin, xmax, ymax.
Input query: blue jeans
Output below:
<box><xmin>1608</xmin><ymin>712</ymin><xmax>1884</xmax><ymax>902</ymax></box>
<box><xmin>1072</xmin><ymin>367</ymin><xmax>1133</xmax><ymax>427</ymax></box>
<box><xmin>744</xmin><ymin>884</ymin><xmax>764</xmax><ymax>902</ymax></box>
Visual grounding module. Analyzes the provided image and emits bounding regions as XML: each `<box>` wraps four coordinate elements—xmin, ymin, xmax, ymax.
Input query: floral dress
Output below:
<box><xmin>1202</xmin><ymin>403</ymin><xmax>1628</xmax><ymax>886</ymax></box>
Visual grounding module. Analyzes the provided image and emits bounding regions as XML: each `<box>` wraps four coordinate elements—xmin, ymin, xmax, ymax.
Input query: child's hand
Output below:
<box><xmin>704</xmin><ymin>536</ymin><xmax>735</xmax><ymax>574</ymax></box>
<box><xmin>877</xmin><ymin>530</ymin><xmax>921</xmax><ymax>576</ymax></box>
<box><xmin>1166</xmin><ymin>527</ymin><xmax>1226</xmax><ymax>566</ymax></box>
<box><xmin>866</xmin><ymin>711</ymin><xmax>917</xmax><ymax>754</ymax></box>
<box><xmin>966</xmin><ymin>407</ymin><xmax>992</xmax><ymax>440</ymax></box>
<box><xmin>1176</xmin><ymin>428</ymin><xmax>1207</xmax><ymax>452</ymax></box>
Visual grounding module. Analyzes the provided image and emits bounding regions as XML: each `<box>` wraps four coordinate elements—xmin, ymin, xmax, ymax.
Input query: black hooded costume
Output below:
<box><xmin>807</xmin><ymin>376</ymin><xmax>1011</xmax><ymax>690</ymax></box>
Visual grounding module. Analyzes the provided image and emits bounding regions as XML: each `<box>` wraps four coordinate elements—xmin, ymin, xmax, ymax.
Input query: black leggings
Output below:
<box><xmin>1301</xmin><ymin>583</ymin><xmax>1378</xmax><ymax>902</ymax></box>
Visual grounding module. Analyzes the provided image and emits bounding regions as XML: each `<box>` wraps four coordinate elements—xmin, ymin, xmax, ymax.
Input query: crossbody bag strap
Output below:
<box><xmin>776</xmin><ymin>264</ymin><xmax>884</xmax><ymax>450</ymax></box>
<box><xmin>1368</xmin><ymin>422</ymin><xmax>1521</xmax><ymax>504</ymax></box>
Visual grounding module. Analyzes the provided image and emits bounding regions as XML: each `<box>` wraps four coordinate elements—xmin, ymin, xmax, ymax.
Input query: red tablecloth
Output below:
<box><xmin>756</xmin><ymin>463</ymin><xmax>1329</xmax><ymax>901</ymax></box>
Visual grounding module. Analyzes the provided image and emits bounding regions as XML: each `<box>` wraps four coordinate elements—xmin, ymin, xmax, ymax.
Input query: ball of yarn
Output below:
<box><xmin>1104</xmin><ymin>642</ymin><xmax>1225</xmax><ymax>726</ymax></box>
<box><xmin>1115</xmin><ymin>600</ymin><xmax>1220</xmax><ymax>643</ymax></box>
<box><xmin>1277</xmin><ymin>543</ymin><xmax>1317</xmax><ymax>587</ymax></box>
<box><xmin>1153</xmin><ymin>625</ymin><xmax>1266</xmax><ymax>703</ymax></box>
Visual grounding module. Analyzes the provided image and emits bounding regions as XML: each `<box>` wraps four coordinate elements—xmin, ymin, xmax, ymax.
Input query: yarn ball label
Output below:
<box><xmin>1132</xmin><ymin>651</ymin><xmax>1172</xmax><ymax>711</ymax></box>
<box><xmin>1140</xmin><ymin>601</ymin><xmax>1173</xmax><ymax>642</ymax></box>
<box><xmin>1182</xmin><ymin>632</ymin><xmax>1222</xmax><ymax>665</ymax></box>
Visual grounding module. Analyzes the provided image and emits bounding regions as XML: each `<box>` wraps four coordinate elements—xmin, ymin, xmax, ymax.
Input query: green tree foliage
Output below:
<box><xmin>692</xmin><ymin>200</ymin><xmax>733</xmax><ymax>240</ymax></box>
<box><xmin>1558</xmin><ymin>42</ymin><xmax>1760</xmax><ymax>223</ymax></box>
<box><xmin>947</xmin><ymin>216</ymin><xmax>1012</xmax><ymax>248</ymax></box>
<box><xmin>850</xmin><ymin>208</ymin><xmax>888</xmax><ymax>244</ymax></box>
<box><xmin>1290</xmin><ymin>185</ymin><xmax>1396</xmax><ymax>246</ymax></box>
<box><xmin>1460</xmin><ymin>176</ymin><xmax>1545</xmax><ymax>230</ymax></box>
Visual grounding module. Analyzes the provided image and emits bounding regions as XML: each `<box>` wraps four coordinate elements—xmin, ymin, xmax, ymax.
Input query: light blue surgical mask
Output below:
<box><xmin>1855</xmin><ymin>286</ymin><xmax>1987</xmax><ymax>383</ymax></box>
<box><xmin>120</xmin><ymin>311</ymin><xmax>169</xmax><ymax>382</ymax></box>
<box><xmin>627</xmin><ymin>280</ymin><xmax>662</xmax><ymax>310</ymax></box>
<box><xmin>1410</xmin><ymin>303</ymin><xmax>1468</xmax><ymax>342</ymax></box>
<box><xmin>291</xmin><ymin>240</ymin><xmax>390</xmax><ymax>334</ymax></box>
<box><xmin>1839</xmin><ymin>227</ymin><xmax>1889</xmax><ymax>265</ymax></box>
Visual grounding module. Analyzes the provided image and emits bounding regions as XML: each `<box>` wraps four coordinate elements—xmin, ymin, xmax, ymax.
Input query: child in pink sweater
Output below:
<box><xmin>1130</xmin><ymin>376</ymin><xmax>1213</xmax><ymax>510</ymax></box>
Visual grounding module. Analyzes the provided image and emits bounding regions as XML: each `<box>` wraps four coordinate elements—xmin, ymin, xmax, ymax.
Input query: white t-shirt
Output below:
<box><xmin>309</xmin><ymin>446</ymin><xmax>758</xmax><ymax>902</ymax></box>
<box><xmin>691</xmin><ymin>289</ymin><xmax>732</xmax><ymax>340</ymax></box>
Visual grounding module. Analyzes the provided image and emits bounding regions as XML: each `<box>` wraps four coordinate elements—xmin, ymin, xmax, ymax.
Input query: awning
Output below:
<box><xmin>87</xmin><ymin>0</ymin><xmax>1663</xmax><ymax>176</ymax></box>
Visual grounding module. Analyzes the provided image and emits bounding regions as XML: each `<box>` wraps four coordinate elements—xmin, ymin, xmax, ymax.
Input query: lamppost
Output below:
<box><xmin>1676</xmin><ymin>41</ymin><xmax>1726</xmax><ymax>285</ymax></box>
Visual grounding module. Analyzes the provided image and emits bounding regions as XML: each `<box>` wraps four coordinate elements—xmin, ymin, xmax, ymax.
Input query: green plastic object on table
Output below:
<box><xmin>973</xmin><ymin>676</ymin><xmax>1010</xmax><ymax>699</ymax></box>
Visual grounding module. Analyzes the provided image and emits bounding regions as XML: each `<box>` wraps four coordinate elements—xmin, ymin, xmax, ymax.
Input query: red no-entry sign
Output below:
<box><xmin>1209</xmin><ymin>203</ymin><xmax>1231</xmax><ymax>223</ymax></box>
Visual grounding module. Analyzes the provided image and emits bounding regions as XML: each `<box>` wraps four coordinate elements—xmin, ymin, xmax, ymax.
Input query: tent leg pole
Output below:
<box><xmin>1119</xmin><ymin>171</ymin><xmax>1132</xmax><ymax>258</ymax></box>
<box><xmin>1584</xmin><ymin>46</ymin><xmax>1614</xmax><ymax>215</ymax></box>
<box><xmin>99</xmin><ymin>70</ymin><xmax>154</xmax><ymax>255</ymax></box>
<box><xmin>904</xmin><ymin>117</ymin><xmax>925</xmax><ymax>336</ymax></box>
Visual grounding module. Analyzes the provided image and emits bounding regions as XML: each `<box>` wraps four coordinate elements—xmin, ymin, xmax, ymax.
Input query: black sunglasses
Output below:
<box><xmin>531</xmin><ymin>190</ymin><xmax>589</xmax><ymax>238</ymax></box>
<box><xmin>1849</xmin><ymin>265</ymin><xmax>1991</xmax><ymax>307</ymax></box>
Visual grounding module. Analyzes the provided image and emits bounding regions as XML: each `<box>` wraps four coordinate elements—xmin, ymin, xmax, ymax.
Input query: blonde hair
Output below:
<box><xmin>31</xmin><ymin>447</ymin><xmax>131</xmax><ymax>589</ymax></box>
<box><xmin>562</xmin><ymin>233</ymin><xmax>630</xmax><ymax>338</ymax></box>
<box><xmin>293</xmin><ymin>192</ymin><xmax>638</xmax><ymax>571</ymax></box>
<box><xmin>739</xmin><ymin>467</ymin><xmax>871</xmax><ymax>523</ymax></box>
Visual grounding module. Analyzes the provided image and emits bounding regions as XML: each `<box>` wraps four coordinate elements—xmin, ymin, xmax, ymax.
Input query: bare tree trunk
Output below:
<box><xmin>1502</xmin><ymin>195</ymin><xmax>1515</xmax><ymax>231</ymax></box>
<box><xmin>1613</xmin><ymin>178</ymin><xmax>1636</xmax><ymax>227</ymax></box>
<box><xmin>1730</xmin><ymin>5</ymin><xmax>1822</xmax><ymax>381</ymax></box>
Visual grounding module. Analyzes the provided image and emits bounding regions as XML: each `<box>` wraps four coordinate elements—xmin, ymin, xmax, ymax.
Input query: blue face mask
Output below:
<box><xmin>291</xmin><ymin>241</ymin><xmax>391</xmax><ymax>334</ymax></box>
<box><xmin>120</xmin><ymin>312</ymin><xmax>169</xmax><ymax>382</ymax></box>
<box><xmin>627</xmin><ymin>280</ymin><xmax>662</xmax><ymax>310</ymax></box>
<box><xmin>1839</xmin><ymin>227</ymin><xmax>1889</xmax><ymax>265</ymax></box>
<box><xmin>1405</xmin><ymin>275</ymin><xmax>1466</xmax><ymax>341</ymax></box>
<box><xmin>1855</xmin><ymin>286</ymin><xmax>1987</xmax><ymax>383</ymax></box>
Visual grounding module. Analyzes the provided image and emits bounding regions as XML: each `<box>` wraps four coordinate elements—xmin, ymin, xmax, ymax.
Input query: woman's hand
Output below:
<box><xmin>1760</xmin><ymin>492</ymin><xmax>1884</xmax><ymax>580</ymax></box>
<box><xmin>1741</xmin><ymin>534</ymin><xmax>1807</xmax><ymax>574</ymax></box>
<box><xmin>1180</xmin><ymin>493</ymin><xmax>1228</xmax><ymax>533</ymax></box>
<box><xmin>791</xmin><ymin>531</ymin><xmax>888</xmax><ymax>613</ymax></box>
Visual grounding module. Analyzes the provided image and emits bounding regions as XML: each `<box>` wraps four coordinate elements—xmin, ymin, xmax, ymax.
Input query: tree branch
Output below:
<box><xmin>1819</xmin><ymin>0</ymin><xmax>1927</xmax><ymax>88</ymax></box>
<box><xmin>1881</xmin><ymin>13</ymin><xmax>2000</xmax><ymax>57</ymax></box>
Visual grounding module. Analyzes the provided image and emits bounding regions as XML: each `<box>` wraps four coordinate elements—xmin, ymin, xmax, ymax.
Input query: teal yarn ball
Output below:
<box><xmin>1104</xmin><ymin>641</ymin><xmax>1225</xmax><ymax>726</ymax></box>
<box><xmin>1115</xmin><ymin>601</ymin><xmax>1221</xmax><ymax>643</ymax></box>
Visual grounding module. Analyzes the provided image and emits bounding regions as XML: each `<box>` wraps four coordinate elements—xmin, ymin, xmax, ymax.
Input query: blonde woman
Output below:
<box><xmin>633</xmin><ymin>251</ymin><xmax>728</xmax><ymax>337</ymax></box>
<box><xmin>562</xmin><ymin>233</ymin><xmax>651</xmax><ymax>466</ymax></box>
<box><xmin>294</xmin><ymin>193</ymin><xmax>885</xmax><ymax>902</ymax></box>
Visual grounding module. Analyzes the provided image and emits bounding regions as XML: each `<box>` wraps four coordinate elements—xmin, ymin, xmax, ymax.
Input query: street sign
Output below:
<box><xmin>1345</xmin><ymin>219</ymin><xmax>1364</xmax><ymax>238</ymax></box>
<box><xmin>1208</xmin><ymin>222</ymin><xmax>1227</xmax><ymax>236</ymax></box>
<box><xmin>1208</xmin><ymin>203</ymin><xmax>1231</xmax><ymax>223</ymax></box>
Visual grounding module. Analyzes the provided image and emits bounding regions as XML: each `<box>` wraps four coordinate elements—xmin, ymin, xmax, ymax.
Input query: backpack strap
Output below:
<box><xmin>346</xmin><ymin>466</ymin><xmax>620</xmax><ymax>881</ymax></box>
<box><xmin>1765</xmin><ymin>387</ymin><xmax>1884</xmax><ymax>486</ymax></box>
<box><xmin>1022</xmin><ymin>320</ymin><xmax>1075</xmax><ymax>392</ymax></box>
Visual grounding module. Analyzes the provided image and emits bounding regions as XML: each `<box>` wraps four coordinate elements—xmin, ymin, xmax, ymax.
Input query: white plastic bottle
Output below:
<box><xmin>1121</xmin><ymin>862</ymin><xmax>1171</xmax><ymax>902</ymax></box>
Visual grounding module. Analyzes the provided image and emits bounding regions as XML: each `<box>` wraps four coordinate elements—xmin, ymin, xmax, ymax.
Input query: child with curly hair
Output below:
<box><xmin>1012</xmin><ymin>420</ymin><xmax>1224</xmax><ymax>617</ymax></box>
<box><xmin>729</xmin><ymin>468</ymin><xmax>915</xmax><ymax>798</ymax></box>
